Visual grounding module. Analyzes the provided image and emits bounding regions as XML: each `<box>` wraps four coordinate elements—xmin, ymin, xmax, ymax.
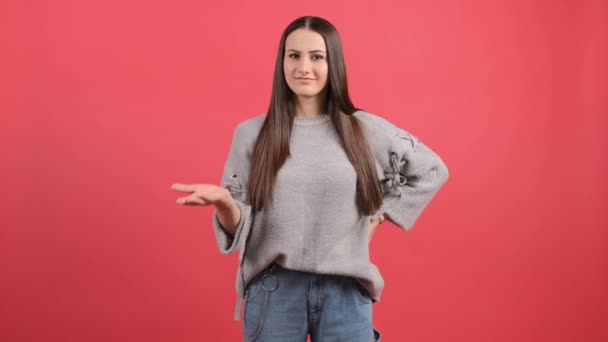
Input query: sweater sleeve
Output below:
<box><xmin>356</xmin><ymin>111</ymin><xmax>449</xmax><ymax>230</ymax></box>
<box><xmin>212</xmin><ymin>123</ymin><xmax>254</xmax><ymax>254</ymax></box>
<box><xmin>378</xmin><ymin>126</ymin><xmax>449</xmax><ymax>230</ymax></box>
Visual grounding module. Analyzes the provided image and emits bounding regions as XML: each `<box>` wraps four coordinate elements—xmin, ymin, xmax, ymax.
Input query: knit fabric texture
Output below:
<box><xmin>212</xmin><ymin>110</ymin><xmax>449</xmax><ymax>320</ymax></box>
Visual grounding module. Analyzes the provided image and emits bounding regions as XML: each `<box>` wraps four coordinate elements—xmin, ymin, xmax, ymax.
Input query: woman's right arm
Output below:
<box><xmin>172</xmin><ymin>118</ymin><xmax>258</xmax><ymax>255</ymax></box>
<box><xmin>214</xmin><ymin>191</ymin><xmax>241</xmax><ymax>238</ymax></box>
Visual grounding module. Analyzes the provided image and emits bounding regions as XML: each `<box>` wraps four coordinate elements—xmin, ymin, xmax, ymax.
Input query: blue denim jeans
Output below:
<box><xmin>242</xmin><ymin>262</ymin><xmax>382</xmax><ymax>342</ymax></box>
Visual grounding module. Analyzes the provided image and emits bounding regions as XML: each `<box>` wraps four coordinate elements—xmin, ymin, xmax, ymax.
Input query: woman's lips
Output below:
<box><xmin>296</xmin><ymin>78</ymin><xmax>314</xmax><ymax>82</ymax></box>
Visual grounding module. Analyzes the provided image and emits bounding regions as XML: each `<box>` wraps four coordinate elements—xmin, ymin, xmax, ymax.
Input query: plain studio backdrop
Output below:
<box><xmin>1</xmin><ymin>0</ymin><xmax>607</xmax><ymax>341</ymax></box>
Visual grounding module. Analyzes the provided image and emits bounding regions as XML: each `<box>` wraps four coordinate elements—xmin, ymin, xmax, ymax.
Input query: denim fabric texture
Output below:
<box><xmin>242</xmin><ymin>263</ymin><xmax>382</xmax><ymax>342</ymax></box>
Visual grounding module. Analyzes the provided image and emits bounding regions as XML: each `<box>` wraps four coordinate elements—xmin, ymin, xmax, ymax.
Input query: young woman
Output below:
<box><xmin>172</xmin><ymin>15</ymin><xmax>449</xmax><ymax>342</ymax></box>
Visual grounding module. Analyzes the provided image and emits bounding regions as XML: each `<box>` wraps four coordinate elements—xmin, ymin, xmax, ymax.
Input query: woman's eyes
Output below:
<box><xmin>288</xmin><ymin>54</ymin><xmax>324</xmax><ymax>60</ymax></box>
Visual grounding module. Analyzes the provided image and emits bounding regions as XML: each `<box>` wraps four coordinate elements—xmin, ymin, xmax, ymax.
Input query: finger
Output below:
<box><xmin>176</xmin><ymin>197</ymin><xmax>208</xmax><ymax>206</ymax></box>
<box><xmin>171</xmin><ymin>183</ymin><xmax>197</xmax><ymax>193</ymax></box>
<box><xmin>184</xmin><ymin>197</ymin><xmax>208</xmax><ymax>205</ymax></box>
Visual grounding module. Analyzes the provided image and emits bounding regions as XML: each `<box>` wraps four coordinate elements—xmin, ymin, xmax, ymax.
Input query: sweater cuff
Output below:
<box><xmin>381</xmin><ymin>161</ymin><xmax>449</xmax><ymax>230</ymax></box>
<box><xmin>212</xmin><ymin>200</ymin><xmax>249</xmax><ymax>254</ymax></box>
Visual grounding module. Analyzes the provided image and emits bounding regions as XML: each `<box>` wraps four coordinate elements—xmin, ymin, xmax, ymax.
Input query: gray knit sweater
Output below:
<box><xmin>212</xmin><ymin>110</ymin><xmax>449</xmax><ymax>320</ymax></box>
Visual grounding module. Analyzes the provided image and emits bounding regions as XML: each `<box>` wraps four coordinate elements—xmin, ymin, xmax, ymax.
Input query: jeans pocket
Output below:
<box><xmin>243</xmin><ymin>266</ymin><xmax>280</xmax><ymax>341</ymax></box>
<box><xmin>243</xmin><ymin>294</ymin><xmax>266</xmax><ymax>341</ymax></box>
<box><xmin>245</xmin><ymin>277</ymin><xmax>262</xmax><ymax>303</ymax></box>
<box><xmin>351</xmin><ymin>278</ymin><xmax>372</xmax><ymax>305</ymax></box>
<box><xmin>243</xmin><ymin>279</ymin><xmax>268</xmax><ymax>341</ymax></box>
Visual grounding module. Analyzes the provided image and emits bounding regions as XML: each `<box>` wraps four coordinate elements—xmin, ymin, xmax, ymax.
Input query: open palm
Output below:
<box><xmin>170</xmin><ymin>183</ymin><xmax>229</xmax><ymax>206</ymax></box>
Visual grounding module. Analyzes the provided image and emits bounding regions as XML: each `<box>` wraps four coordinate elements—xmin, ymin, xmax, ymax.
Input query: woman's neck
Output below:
<box><xmin>294</xmin><ymin>94</ymin><xmax>327</xmax><ymax>118</ymax></box>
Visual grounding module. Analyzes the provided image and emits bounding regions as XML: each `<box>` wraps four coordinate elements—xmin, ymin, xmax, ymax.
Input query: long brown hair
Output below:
<box><xmin>248</xmin><ymin>16</ymin><xmax>383</xmax><ymax>216</ymax></box>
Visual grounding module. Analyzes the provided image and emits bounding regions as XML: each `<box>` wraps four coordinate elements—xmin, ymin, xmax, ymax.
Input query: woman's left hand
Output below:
<box><xmin>368</xmin><ymin>215</ymin><xmax>384</xmax><ymax>243</ymax></box>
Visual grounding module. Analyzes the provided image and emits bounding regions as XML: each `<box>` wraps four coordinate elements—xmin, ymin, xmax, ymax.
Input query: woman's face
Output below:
<box><xmin>283</xmin><ymin>29</ymin><xmax>329</xmax><ymax>101</ymax></box>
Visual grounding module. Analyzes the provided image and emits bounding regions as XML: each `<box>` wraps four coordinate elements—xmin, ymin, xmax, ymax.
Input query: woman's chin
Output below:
<box><xmin>294</xmin><ymin>90</ymin><xmax>322</xmax><ymax>98</ymax></box>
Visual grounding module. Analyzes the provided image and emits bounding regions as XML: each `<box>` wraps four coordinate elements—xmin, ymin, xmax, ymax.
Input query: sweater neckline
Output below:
<box><xmin>293</xmin><ymin>114</ymin><xmax>330</xmax><ymax>125</ymax></box>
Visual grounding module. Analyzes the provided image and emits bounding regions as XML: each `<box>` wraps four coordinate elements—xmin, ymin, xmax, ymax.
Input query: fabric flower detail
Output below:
<box><xmin>382</xmin><ymin>129</ymin><xmax>421</xmax><ymax>196</ymax></box>
<box><xmin>396</xmin><ymin>128</ymin><xmax>420</xmax><ymax>152</ymax></box>
<box><xmin>383</xmin><ymin>152</ymin><xmax>407</xmax><ymax>196</ymax></box>
<box><xmin>227</xmin><ymin>173</ymin><xmax>245</xmax><ymax>201</ymax></box>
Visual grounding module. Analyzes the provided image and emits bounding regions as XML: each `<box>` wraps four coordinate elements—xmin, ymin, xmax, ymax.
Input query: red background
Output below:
<box><xmin>1</xmin><ymin>0</ymin><xmax>607</xmax><ymax>341</ymax></box>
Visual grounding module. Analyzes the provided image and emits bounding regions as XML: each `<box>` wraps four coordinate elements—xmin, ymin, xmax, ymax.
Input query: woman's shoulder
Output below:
<box><xmin>352</xmin><ymin>109</ymin><xmax>402</xmax><ymax>134</ymax></box>
<box><xmin>235</xmin><ymin>113</ymin><xmax>266</xmax><ymax>134</ymax></box>
<box><xmin>351</xmin><ymin>109</ymin><xmax>426</xmax><ymax>162</ymax></box>
<box><xmin>352</xmin><ymin>109</ymin><xmax>416</xmax><ymax>145</ymax></box>
<box><xmin>229</xmin><ymin>113</ymin><xmax>266</xmax><ymax>146</ymax></box>
<box><xmin>223</xmin><ymin>114</ymin><xmax>267</xmax><ymax>169</ymax></box>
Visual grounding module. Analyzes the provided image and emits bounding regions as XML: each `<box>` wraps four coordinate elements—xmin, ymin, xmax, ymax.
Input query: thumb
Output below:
<box><xmin>171</xmin><ymin>183</ymin><xmax>197</xmax><ymax>193</ymax></box>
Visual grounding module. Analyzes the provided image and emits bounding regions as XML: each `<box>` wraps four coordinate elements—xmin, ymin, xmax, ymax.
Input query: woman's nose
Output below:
<box><xmin>297</xmin><ymin>56</ymin><xmax>313</xmax><ymax>72</ymax></box>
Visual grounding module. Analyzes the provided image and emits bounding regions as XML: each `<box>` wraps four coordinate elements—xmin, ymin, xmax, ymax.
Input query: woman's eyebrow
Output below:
<box><xmin>287</xmin><ymin>49</ymin><xmax>326</xmax><ymax>54</ymax></box>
